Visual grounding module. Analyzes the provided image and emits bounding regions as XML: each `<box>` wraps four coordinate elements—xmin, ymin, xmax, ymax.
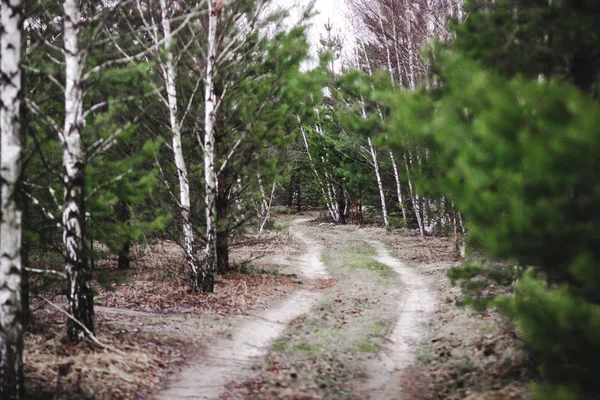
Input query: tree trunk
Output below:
<box><xmin>389</xmin><ymin>151</ymin><xmax>407</xmax><ymax>221</ymax></box>
<box><xmin>63</xmin><ymin>0</ymin><xmax>94</xmax><ymax>343</ymax></box>
<box><xmin>203</xmin><ymin>0</ymin><xmax>219</xmax><ymax>293</ymax></box>
<box><xmin>159</xmin><ymin>0</ymin><xmax>202</xmax><ymax>288</ymax></box>
<box><xmin>296</xmin><ymin>184</ymin><xmax>302</xmax><ymax>213</ymax></box>
<box><xmin>368</xmin><ymin>137</ymin><xmax>389</xmax><ymax>229</ymax></box>
<box><xmin>0</xmin><ymin>0</ymin><xmax>25</xmax><ymax>393</ymax></box>
<box><xmin>117</xmin><ymin>200</ymin><xmax>131</xmax><ymax>269</ymax></box>
<box><xmin>404</xmin><ymin>152</ymin><xmax>424</xmax><ymax>237</ymax></box>
<box><xmin>298</xmin><ymin>121</ymin><xmax>338</xmax><ymax>222</ymax></box>
<box><xmin>258</xmin><ymin>179</ymin><xmax>277</xmax><ymax>237</ymax></box>
<box><xmin>216</xmin><ymin>167</ymin><xmax>229</xmax><ymax>275</ymax></box>
<box><xmin>356</xmin><ymin>45</ymin><xmax>389</xmax><ymax>230</ymax></box>
<box><xmin>20</xmin><ymin>54</ymin><xmax>30</xmax><ymax>329</ymax></box>
<box><xmin>337</xmin><ymin>184</ymin><xmax>347</xmax><ymax>225</ymax></box>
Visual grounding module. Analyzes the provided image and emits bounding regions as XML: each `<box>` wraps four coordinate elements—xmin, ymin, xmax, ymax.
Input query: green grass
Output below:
<box><xmin>270</xmin><ymin>339</ymin><xmax>287</xmax><ymax>352</ymax></box>
<box><xmin>358</xmin><ymin>340</ymin><xmax>380</xmax><ymax>353</ymax></box>
<box><xmin>273</xmin><ymin>220</ymin><xmax>291</xmax><ymax>233</ymax></box>
<box><xmin>293</xmin><ymin>342</ymin><xmax>323</xmax><ymax>354</ymax></box>
<box><xmin>478</xmin><ymin>323</ymin><xmax>496</xmax><ymax>333</ymax></box>
<box><xmin>343</xmin><ymin>244</ymin><xmax>376</xmax><ymax>257</ymax></box>
<box><xmin>243</xmin><ymin>265</ymin><xmax>298</xmax><ymax>278</ymax></box>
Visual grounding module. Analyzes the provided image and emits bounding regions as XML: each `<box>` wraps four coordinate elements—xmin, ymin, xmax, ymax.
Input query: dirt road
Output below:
<box><xmin>157</xmin><ymin>219</ymin><xmax>330</xmax><ymax>400</ymax></box>
<box><xmin>360</xmin><ymin>240</ymin><xmax>436</xmax><ymax>399</ymax></box>
<box><xmin>157</xmin><ymin>218</ymin><xmax>441</xmax><ymax>399</ymax></box>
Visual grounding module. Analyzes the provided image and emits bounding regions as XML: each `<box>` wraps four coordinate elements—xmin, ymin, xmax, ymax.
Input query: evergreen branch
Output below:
<box><xmin>23</xmin><ymin>65</ymin><xmax>65</xmax><ymax>92</ymax></box>
<box><xmin>25</xmin><ymin>99</ymin><xmax>64</xmax><ymax>140</ymax></box>
<box><xmin>83</xmin><ymin>9</ymin><xmax>201</xmax><ymax>81</ymax></box>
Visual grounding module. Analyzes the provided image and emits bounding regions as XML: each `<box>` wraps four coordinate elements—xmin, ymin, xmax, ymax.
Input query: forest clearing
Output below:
<box><xmin>1</xmin><ymin>0</ymin><xmax>599</xmax><ymax>398</ymax></box>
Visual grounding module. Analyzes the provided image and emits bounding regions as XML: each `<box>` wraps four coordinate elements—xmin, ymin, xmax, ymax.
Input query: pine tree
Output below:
<box><xmin>379</xmin><ymin>1</ymin><xmax>600</xmax><ymax>397</ymax></box>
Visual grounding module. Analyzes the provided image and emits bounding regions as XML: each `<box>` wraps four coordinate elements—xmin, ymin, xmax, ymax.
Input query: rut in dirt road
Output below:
<box><xmin>157</xmin><ymin>220</ymin><xmax>329</xmax><ymax>400</ymax></box>
<box><xmin>362</xmin><ymin>241</ymin><xmax>437</xmax><ymax>399</ymax></box>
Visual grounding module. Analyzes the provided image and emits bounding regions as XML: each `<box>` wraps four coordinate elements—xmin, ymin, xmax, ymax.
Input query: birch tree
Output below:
<box><xmin>354</xmin><ymin>43</ymin><xmax>390</xmax><ymax>229</ymax></box>
<box><xmin>62</xmin><ymin>0</ymin><xmax>94</xmax><ymax>341</ymax></box>
<box><xmin>158</xmin><ymin>0</ymin><xmax>203</xmax><ymax>288</ymax></box>
<box><xmin>0</xmin><ymin>0</ymin><xmax>25</xmax><ymax>394</ymax></box>
<box><xmin>203</xmin><ymin>0</ymin><xmax>218</xmax><ymax>293</ymax></box>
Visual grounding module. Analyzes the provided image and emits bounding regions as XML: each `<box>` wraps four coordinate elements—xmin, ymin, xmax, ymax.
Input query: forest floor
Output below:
<box><xmin>25</xmin><ymin>213</ymin><xmax>531</xmax><ymax>399</ymax></box>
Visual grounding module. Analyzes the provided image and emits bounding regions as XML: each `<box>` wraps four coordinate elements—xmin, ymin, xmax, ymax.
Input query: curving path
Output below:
<box><xmin>361</xmin><ymin>240</ymin><xmax>437</xmax><ymax>399</ymax></box>
<box><xmin>157</xmin><ymin>219</ymin><xmax>328</xmax><ymax>400</ymax></box>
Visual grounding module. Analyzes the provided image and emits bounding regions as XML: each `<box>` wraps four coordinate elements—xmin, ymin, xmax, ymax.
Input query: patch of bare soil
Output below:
<box><xmin>24</xmin><ymin>231</ymin><xmax>303</xmax><ymax>400</ymax></box>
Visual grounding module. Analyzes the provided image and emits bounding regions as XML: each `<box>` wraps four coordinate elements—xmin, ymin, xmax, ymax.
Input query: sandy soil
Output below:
<box><xmin>359</xmin><ymin>240</ymin><xmax>437</xmax><ymax>399</ymax></box>
<box><xmin>156</xmin><ymin>219</ymin><xmax>331</xmax><ymax>399</ymax></box>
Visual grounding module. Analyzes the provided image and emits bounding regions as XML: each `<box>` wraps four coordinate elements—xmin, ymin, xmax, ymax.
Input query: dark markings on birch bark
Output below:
<box><xmin>0</xmin><ymin>0</ymin><xmax>25</xmax><ymax>395</ymax></box>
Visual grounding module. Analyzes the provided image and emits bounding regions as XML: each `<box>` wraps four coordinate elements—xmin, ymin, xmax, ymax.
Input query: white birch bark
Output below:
<box><xmin>258</xmin><ymin>179</ymin><xmax>276</xmax><ymax>237</ymax></box>
<box><xmin>159</xmin><ymin>0</ymin><xmax>201</xmax><ymax>288</ymax></box>
<box><xmin>203</xmin><ymin>0</ymin><xmax>219</xmax><ymax>293</ymax></box>
<box><xmin>368</xmin><ymin>136</ymin><xmax>389</xmax><ymax>229</ymax></box>
<box><xmin>299</xmin><ymin>120</ymin><xmax>338</xmax><ymax>222</ymax></box>
<box><xmin>257</xmin><ymin>173</ymin><xmax>268</xmax><ymax>217</ymax></box>
<box><xmin>405</xmin><ymin>151</ymin><xmax>424</xmax><ymax>236</ymax></box>
<box><xmin>389</xmin><ymin>151</ymin><xmax>407</xmax><ymax>220</ymax></box>
<box><xmin>62</xmin><ymin>0</ymin><xmax>95</xmax><ymax>342</ymax></box>
<box><xmin>0</xmin><ymin>0</ymin><xmax>25</xmax><ymax>394</ymax></box>
<box><xmin>356</xmin><ymin>45</ymin><xmax>389</xmax><ymax>229</ymax></box>
<box><xmin>375</xmin><ymin>7</ymin><xmax>407</xmax><ymax>222</ymax></box>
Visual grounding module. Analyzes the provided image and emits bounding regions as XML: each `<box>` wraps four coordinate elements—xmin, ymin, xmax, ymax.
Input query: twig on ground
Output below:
<box><xmin>40</xmin><ymin>295</ymin><xmax>126</xmax><ymax>355</ymax></box>
<box><xmin>26</xmin><ymin>267</ymin><xmax>67</xmax><ymax>279</ymax></box>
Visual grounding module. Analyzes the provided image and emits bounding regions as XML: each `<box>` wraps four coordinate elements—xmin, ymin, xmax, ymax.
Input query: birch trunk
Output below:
<box><xmin>0</xmin><ymin>0</ymin><xmax>25</xmax><ymax>394</ymax></box>
<box><xmin>375</xmin><ymin>8</ymin><xmax>407</xmax><ymax>222</ymax></box>
<box><xmin>63</xmin><ymin>0</ymin><xmax>94</xmax><ymax>342</ymax></box>
<box><xmin>389</xmin><ymin>151</ymin><xmax>407</xmax><ymax>220</ymax></box>
<box><xmin>299</xmin><ymin>122</ymin><xmax>338</xmax><ymax>222</ymax></box>
<box><xmin>404</xmin><ymin>152</ymin><xmax>424</xmax><ymax>236</ymax></box>
<box><xmin>203</xmin><ymin>0</ymin><xmax>218</xmax><ymax>293</ymax></box>
<box><xmin>355</xmin><ymin>45</ymin><xmax>389</xmax><ymax>229</ymax></box>
<box><xmin>258</xmin><ymin>179</ymin><xmax>277</xmax><ymax>237</ymax></box>
<box><xmin>159</xmin><ymin>0</ymin><xmax>202</xmax><ymax>288</ymax></box>
<box><xmin>368</xmin><ymin>137</ymin><xmax>389</xmax><ymax>229</ymax></box>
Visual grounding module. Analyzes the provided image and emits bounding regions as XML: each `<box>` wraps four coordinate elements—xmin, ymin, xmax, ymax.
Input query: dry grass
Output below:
<box><xmin>24</xmin><ymin>232</ymin><xmax>303</xmax><ymax>399</ymax></box>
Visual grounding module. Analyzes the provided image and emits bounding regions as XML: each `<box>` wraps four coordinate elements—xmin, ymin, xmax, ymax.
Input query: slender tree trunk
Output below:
<box><xmin>373</xmin><ymin>10</ymin><xmax>407</xmax><ymax>223</ymax></box>
<box><xmin>216</xmin><ymin>167</ymin><xmax>229</xmax><ymax>275</ymax></box>
<box><xmin>404</xmin><ymin>152</ymin><xmax>424</xmax><ymax>237</ymax></box>
<box><xmin>63</xmin><ymin>0</ymin><xmax>94</xmax><ymax>342</ymax></box>
<box><xmin>389</xmin><ymin>151</ymin><xmax>407</xmax><ymax>221</ymax></box>
<box><xmin>257</xmin><ymin>173</ymin><xmax>268</xmax><ymax>217</ymax></box>
<box><xmin>203</xmin><ymin>0</ymin><xmax>219</xmax><ymax>293</ymax></box>
<box><xmin>258</xmin><ymin>179</ymin><xmax>276</xmax><ymax>237</ymax></box>
<box><xmin>356</xmin><ymin>44</ymin><xmax>389</xmax><ymax>229</ymax></box>
<box><xmin>19</xmin><ymin>52</ymin><xmax>30</xmax><ymax>329</ymax></box>
<box><xmin>117</xmin><ymin>200</ymin><xmax>131</xmax><ymax>269</ymax></box>
<box><xmin>298</xmin><ymin>122</ymin><xmax>337</xmax><ymax>222</ymax></box>
<box><xmin>159</xmin><ymin>0</ymin><xmax>201</xmax><ymax>287</ymax></box>
<box><xmin>368</xmin><ymin>137</ymin><xmax>389</xmax><ymax>229</ymax></box>
<box><xmin>457</xmin><ymin>211</ymin><xmax>466</xmax><ymax>258</ymax></box>
<box><xmin>0</xmin><ymin>0</ymin><xmax>25</xmax><ymax>393</ymax></box>
<box><xmin>337</xmin><ymin>184</ymin><xmax>347</xmax><ymax>224</ymax></box>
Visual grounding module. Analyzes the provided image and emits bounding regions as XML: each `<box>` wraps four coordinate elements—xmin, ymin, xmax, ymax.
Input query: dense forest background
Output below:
<box><xmin>1</xmin><ymin>0</ymin><xmax>599</xmax><ymax>398</ymax></box>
